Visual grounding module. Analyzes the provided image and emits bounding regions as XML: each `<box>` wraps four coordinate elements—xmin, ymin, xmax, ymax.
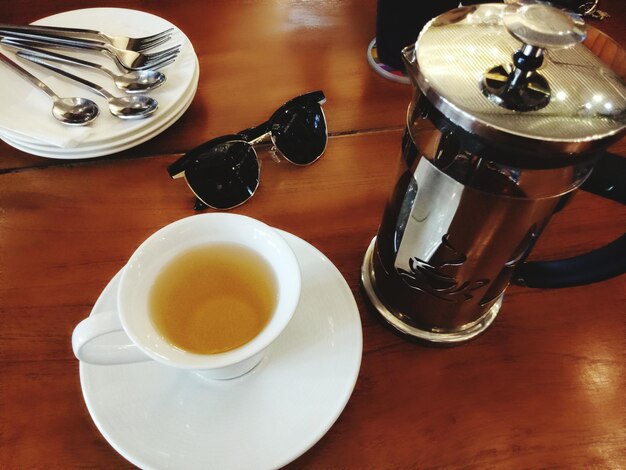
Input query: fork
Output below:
<box><xmin>0</xmin><ymin>24</ymin><xmax>173</xmax><ymax>52</ymax></box>
<box><xmin>1</xmin><ymin>39</ymin><xmax>171</xmax><ymax>93</ymax></box>
<box><xmin>0</xmin><ymin>32</ymin><xmax>180</xmax><ymax>70</ymax></box>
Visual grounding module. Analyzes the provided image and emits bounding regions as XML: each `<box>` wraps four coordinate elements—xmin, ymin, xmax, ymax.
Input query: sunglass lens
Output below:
<box><xmin>185</xmin><ymin>141</ymin><xmax>259</xmax><ymax>210</ymax></box>
<box><xmin>271</xmin><ymin>103</ymin><xmax>327</xmax><ymax>165</ymax></box>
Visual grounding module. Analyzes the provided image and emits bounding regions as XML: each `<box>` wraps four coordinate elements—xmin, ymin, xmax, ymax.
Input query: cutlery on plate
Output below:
<box><xmin>18</xmin><ymin>52</ymin><xmax>158</xmax><ymax>119</ymax></box>
<box><xmin>1</xmin><ymin>39</ymin><xmax>168</xmax><ymax>93</ymax></box>
<box><xmin>0</xmin><ymin>50</ymin><xmax>99</xmax><ymax>126</ymax></box>
<box><xmin>0</xmin><ymin>29</ymin><xmax>180</xmax><ymax>70</ymax></box>
<box><xmin>0</xmin><ymin>24</ymin><xmax>173</xmax><ymax>52</ymax></box>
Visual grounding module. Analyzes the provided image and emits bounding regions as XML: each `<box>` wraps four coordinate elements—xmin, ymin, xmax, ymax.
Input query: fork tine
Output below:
<box><xmin>141</xmin><ymin>28</ymin><xmax>174</xmax><ymax>43</ymax></box>
<box><xmin>139</xmin><ymin>49</ymin><xmax>180</xmax><ymax>69</ymax></box>
<box><xmin>145</xmin><ymin>50</ymin><xmax>180</xmax><ymax>66</ymax></box>
<box><xmin>145</xmin><ymin>45</ymin><xmax>181</xmax><ymax>60</ymax></box>
<box><xmin>146</xmin><ymin>55</ymin><xmax>178</xmax><ymax>71</ymax></box>
<box><xmin>108</xmin><ymin>47</ymin><xmax>179</xmax><ymax>70</ymax></box>
<box><xmin>135</xmin><ymin>34</ymin><xmax>173</xmax><ymax>52</ymax></box>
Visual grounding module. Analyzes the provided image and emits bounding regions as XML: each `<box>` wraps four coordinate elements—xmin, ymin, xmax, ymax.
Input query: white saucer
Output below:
<box><xmin>80</xmin><ymin>230</ymin><xmax>363</xmax><ymax>470</ymax></box>
<box><xmin>0</xmin><ymin>8</ymin><xmax>199</xmax><ymax>157</ymax></box>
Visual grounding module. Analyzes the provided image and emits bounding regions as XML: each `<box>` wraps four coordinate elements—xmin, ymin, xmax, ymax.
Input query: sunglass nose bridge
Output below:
<box><xmin>248</xmin><ymin>130</ymin><xmax>282</xmax><ymax>162</ymax></box>
<box><xmin>268</xmin><ymin>145</ymin><xmax>281</xmax><ymax>163</ymax></box>
<box><xmin>247</xmin><ymin>131</ymin><xmax>272</xmax><ymax>146</ymax></box>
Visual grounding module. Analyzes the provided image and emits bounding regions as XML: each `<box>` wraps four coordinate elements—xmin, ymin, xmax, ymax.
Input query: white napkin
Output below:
<box><xmin>0</xmin><ymin>8</ymin><xmax>196</xmax><ymax>149</ymax></box>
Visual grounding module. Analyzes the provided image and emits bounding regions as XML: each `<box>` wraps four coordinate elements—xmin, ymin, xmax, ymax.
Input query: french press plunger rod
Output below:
<box><xmin>482</xmin><ymin>4</ymin><xmax>586</xmax><ymax>111</ymax></box>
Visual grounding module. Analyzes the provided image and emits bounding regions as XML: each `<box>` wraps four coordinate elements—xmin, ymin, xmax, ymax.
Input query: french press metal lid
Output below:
<box><xmin>407</xmin><ymin>2</ymin><xmax>625</xmax><ymax>158</ymax></box>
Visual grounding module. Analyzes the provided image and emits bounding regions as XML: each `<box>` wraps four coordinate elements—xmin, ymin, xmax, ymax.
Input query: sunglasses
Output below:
<box><xmin>168</xmin><ymin>90</ymin><xmax>327</xmax><ymax>210</ymax></box>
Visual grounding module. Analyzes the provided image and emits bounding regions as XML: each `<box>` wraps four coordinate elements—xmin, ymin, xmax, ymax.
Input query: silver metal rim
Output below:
<box><xmin>360</xmin><ymin>237</ymin><xmax>502</xmax><ymax>344</ymax></box>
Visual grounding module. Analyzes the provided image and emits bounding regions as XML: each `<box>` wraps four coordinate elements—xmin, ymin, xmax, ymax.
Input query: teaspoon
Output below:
<box><xmin>1</xmin><ymin>39</ymin><xmax>168</xmax><ymax>93</ymax></box>
<box><xmin>19</xmin><ymin>52</ymin><xmax>158</xmax><ymax>119</ymax></box>
<box><xmin>0</xmin><ymin>50</ymin><xmax>98</xmax><ymax>126</ymax></box>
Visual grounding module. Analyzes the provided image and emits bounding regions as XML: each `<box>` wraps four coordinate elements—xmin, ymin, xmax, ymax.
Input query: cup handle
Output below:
<box><xmin>72</xmin><ymin>311</ymin><xmax>152</xmax><ymax>365</ymax></box>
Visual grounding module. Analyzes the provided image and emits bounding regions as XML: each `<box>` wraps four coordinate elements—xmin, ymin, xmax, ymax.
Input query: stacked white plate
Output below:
<box><xmin>0</xmin><ymin>8</ymin><xmax>199</xmax><ymax>159</ymax></box>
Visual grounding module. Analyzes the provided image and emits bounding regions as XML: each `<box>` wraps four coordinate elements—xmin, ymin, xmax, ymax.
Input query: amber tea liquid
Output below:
<box><xmin>149</xmin><ymin>243</ymin><xmax>277</xmax><ymax>354</ymax></box>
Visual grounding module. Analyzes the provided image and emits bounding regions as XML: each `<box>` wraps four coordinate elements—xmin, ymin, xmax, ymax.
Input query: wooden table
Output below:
<box><xmin>1</xmin><ymin>1</ymin><xmax>624</xmax><ymax>468</ymax></box>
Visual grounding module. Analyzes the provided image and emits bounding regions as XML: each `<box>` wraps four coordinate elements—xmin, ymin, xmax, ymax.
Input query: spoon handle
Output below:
<box><xmin>0</xmin><ymin>50</ymin><xmax>58</xmax><ymax>99</ymax></box>
<box><xmin>0</xmin><ymin>23</ymin><xmax>108</xmax><ymax>43</ymax></box>
<box><xmin>0</xmin><ymin>28</ymin><xmax>105</xmax><ymax>49</ymax></box>
<box><xmin>1</xmin><ymin>39</ymin><xmax>110</xmax><ymax>76</ymax></box>
<box><xmin>17</xmin><ymin>52</ymin><xmax>113</xmax><ymax>100</ymax></box>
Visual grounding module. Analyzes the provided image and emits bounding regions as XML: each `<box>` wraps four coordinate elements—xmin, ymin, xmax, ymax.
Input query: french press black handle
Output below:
<box><xmin>515</xmin><ymin>152</ymin><xmax>626</xmax><ymax>288</ymax></box>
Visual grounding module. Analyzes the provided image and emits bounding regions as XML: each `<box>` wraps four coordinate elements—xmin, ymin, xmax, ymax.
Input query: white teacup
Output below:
<box><xmin>72</xmin><ymin>213</ymin><xmax>301</xmax><ymax>380</ymax></box>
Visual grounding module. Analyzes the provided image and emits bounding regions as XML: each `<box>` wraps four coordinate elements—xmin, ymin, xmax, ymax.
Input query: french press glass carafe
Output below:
<box><xmin>362</xmin><ymin>3</ymin><xmax>626</xmax><ymax>344</ymax></box>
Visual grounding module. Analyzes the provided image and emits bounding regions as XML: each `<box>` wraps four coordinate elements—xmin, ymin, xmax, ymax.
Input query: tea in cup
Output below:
<box><xmin>72</xmin><ymin>213</ymin><xmax>301</xmax><ymax>379</ymax></box>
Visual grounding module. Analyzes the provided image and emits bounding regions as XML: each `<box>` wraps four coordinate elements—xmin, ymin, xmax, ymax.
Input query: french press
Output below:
<box><xmin>362</xmin><ymin>3</ymin><xmax>626</xmax><ymax>343</ymax></box>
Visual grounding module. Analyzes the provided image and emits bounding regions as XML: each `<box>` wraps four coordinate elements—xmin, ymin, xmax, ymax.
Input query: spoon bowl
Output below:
<box><xmin>16</xmin><ymin>53</ymin><xmax>160</xmax><ymax>120</ymax></box>
<box><xmin>114</xmin><ymin>69</ymin><xmax>166</xmax><ymax>93</ymax></box>
<box><xmin>0</xmin><ymin>51</ymin><xmax>99</xmax><ymax>126</ymax></box>
<box><xmin>52</xmin><ymin>96</ymin><xmax>100</xmax><ymax>125</ymax></box>
<box><xmin>108</xmin><ymin>94</ymin><xmax>158</xmax><ymax>119</ymax></box>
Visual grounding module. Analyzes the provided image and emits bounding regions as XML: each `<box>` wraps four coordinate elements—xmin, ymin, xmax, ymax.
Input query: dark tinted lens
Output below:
<box><xmin>185</xmin><ymin>141</ymin><xmax>259</xmax><ymax>210</ymax></box>
<box><xmin>271</xmin><ymin>103</ymin><xmax>327</xmax><ymax>165</ymax></box>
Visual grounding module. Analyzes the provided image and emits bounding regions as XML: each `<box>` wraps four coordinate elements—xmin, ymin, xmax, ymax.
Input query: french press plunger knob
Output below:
<box><xmin>482</xmin><ymin>4</ymin><xmax>586</xmax><ymax>111</ymax></box>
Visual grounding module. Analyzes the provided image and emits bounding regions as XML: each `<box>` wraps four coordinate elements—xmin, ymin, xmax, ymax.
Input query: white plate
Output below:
<box><xmin>80</xmin><ymin>230</ymin><xmax>363</xmax><ymax>470</ymax></box>
<box><xmin>0</xmin><ymin>58</ymin><xmax>199</xmax><ymax>158</ymax></box>
<box><xmin>0</xmin><ymin>8</ymin><xmax>198</xmax><ymax>153</ymax></box>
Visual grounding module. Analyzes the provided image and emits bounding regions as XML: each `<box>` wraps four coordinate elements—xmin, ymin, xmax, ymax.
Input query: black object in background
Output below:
<box><xmin>375</xmin><ymin>0</ymin><xmax>489</xmax><ymax>70</ymax></box>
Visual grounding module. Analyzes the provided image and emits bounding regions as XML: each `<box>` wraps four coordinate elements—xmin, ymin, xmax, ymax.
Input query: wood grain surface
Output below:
<box><xmin>1</xmin><ymin>0</ymin><xmax>625</xmax><ymax>468</ymax></box>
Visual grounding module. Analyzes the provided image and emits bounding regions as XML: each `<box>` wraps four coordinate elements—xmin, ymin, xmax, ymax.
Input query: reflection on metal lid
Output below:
<box><xmin>409</xmin><ymin>3</ymin><xmax>625</xmax><ymax>148</ymax></box>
